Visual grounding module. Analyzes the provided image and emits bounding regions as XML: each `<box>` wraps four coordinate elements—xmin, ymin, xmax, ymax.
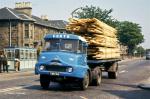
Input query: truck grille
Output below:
<box><xmin>45</xmin><ymin>66</ymin><xmax>67</xmax><ymax>72</ymax></box>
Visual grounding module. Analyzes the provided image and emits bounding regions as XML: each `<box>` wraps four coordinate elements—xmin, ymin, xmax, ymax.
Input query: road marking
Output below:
<box><xmin>119</xmin><ymin>65</ymin><xmax>126</xmax><ymax>67</ymax></box>
<box><xmin>0</xmin><ymin>85</ymin><xmax>32</xmax><ymax>93</ymax></box>
<box><xmin>80</xmin><ymin>96</ymin><xmax>88</xmax><ymax>99</ymax></box>
<box><xmin>7</xmin><ymin>92</ymin><xmax>26</xmax><ymax>95</ymax></box>
<box><xmin>119</xmin><ymin>70</ymin><xmax>128</xmax><ymax>74</ymax></box>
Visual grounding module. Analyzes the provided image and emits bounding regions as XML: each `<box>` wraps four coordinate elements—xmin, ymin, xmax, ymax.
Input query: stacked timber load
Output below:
<box><xmin>66</xmin><ymin>18</ymin><xmax>120</xmax><ymax>59</ymax></box>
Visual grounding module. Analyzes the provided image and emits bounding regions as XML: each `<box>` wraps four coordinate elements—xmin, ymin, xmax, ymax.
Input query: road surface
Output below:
<box><xmin>0</xmin><ymin>59</ymin><xmax>150</xmax><ymax>99</ymax></box>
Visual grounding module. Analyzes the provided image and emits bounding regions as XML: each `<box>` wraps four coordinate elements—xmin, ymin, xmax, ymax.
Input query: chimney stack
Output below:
<box><xmin>15</xmin><ymin>2</ymin><xmax>32</xmax><ymax>17</ymax></box>
<box><xmin>41</xmin><ymin>15</ymin><xmax>49</xmax><ymax>21</ymax></box>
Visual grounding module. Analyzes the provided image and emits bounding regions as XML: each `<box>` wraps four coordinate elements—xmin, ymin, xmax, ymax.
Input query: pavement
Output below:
<box><xmin>138</xmin><ymin>77</ymin><xmax>150</xmax><ymax>90</ymax></box>
<box><xmin>0</xmin><ymin>69</ymin><xmax>34</xmax><ymax>81</ymax></box>
<box><xmin>119</xmin><ymin>57</ymin><xmax>143</xmax><ymax>63</ymax></box>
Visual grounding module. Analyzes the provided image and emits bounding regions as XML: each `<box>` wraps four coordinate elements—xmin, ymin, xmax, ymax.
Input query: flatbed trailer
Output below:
<box><xmin>88</xmin><ymin>59</ymin><xmax>121</xmax><ymax>71</ymax></box>
<box><xmin>88</xmin><ymin>59</ymin><xmax>120</xmax><ymax>65</ymax></box>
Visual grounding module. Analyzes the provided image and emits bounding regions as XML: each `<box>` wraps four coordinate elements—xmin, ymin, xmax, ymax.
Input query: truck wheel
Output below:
<box><xmin>108</xmin><ymin>62</ymin><xmax>118</xmax><ymax>79</ymax></box>
<box><xmin>80</xmin><ymin>72</ymin><xmax>89</xmax><ymax>90</ymax></box>
<box><xmin>40</xmin><ymin>74</ymin><xmax>50</xmax><ymax>89</ymax></box>
<box><xmin>108</xmin><ymin>71</ymin><xmax>118</xmax><ymax>79</ymax></box>
<box><xmin>92</xmin><ymin>72</ymin><xmax>102</xmax><ymax>86</ymax></box>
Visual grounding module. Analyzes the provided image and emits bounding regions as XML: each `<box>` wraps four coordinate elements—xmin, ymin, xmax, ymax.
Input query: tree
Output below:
<box><xmin>135</xmin><ymin>46</ymin><xmax>145</xmax><ymax>57</ymax></box>
<box><xmin>72</xmin><ymin>5</ymin><xmax>118</xmax><ymax>28</ymax></box>
<box><xmin>117</xmin><ymin>21</ymin><xmax>144</xmax><ymax>55</ymax></box>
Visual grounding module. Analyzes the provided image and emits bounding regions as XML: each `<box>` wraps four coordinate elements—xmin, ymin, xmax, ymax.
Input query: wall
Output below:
<box><xmin>0</xmin><ymin>22</ymin><xmax>9</xmax><ymax>49</ymax></box>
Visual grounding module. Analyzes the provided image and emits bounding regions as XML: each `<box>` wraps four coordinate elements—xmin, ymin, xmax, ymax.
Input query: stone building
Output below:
<box><xmin>0</xmin><ymin>2</ymin><xmax>68</xmax><ymax>49</ymax></box>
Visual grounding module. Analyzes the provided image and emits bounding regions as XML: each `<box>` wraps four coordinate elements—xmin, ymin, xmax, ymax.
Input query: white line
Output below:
<box><xmin>7</xmin><ymin>92</ymin><xmax>26</xmax><ymax>95</ymax></box>
<box><xmin>0</xmin><ymin>85</ymin><xmax>32</xmax><ymax>93</ymax></box>
<box><xmin>80</xmin><ymin>96</ymin><xmax>88</xmax><ymax>99</ymax></box>
<box><xmin>119</xmin><ymin>65</ymin><xmax>126</xmax><ymax>67</ymax></box>
<box><xmin>119</xmin><ymin>70</ymin><xmax>128</xmax><ymax>74</ymax></box>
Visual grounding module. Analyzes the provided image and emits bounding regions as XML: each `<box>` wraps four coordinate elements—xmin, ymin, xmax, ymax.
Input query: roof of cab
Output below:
<box><xmin>44</xmin><ymin>33</ymin><xmax>87</xmax><ymax>42</ymax></box>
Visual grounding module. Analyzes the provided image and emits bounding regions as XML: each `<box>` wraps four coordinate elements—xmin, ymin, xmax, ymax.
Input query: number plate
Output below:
<box><xmin>50</xmin><ymin>72</ymin><xmax>60</xmax><ymax>76</ymax></box>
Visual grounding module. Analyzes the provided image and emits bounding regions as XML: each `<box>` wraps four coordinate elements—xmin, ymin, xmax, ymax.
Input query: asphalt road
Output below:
<box><xmin>0</xmin><ymin>59</ymin><xmax>150</xmax><ymax>99</ymax></box>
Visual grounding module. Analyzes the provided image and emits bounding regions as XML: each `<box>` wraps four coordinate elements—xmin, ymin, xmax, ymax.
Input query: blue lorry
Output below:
<box><xmin>35</xmin><ymin>33</ymin><xmax>120</xmax><ymax>90</ymax></box>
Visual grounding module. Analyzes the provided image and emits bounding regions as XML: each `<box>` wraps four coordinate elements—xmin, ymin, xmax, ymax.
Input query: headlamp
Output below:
<box><xmin>67</xmin><ymin>67</ymin><xmax>73</xmax><ymax>73</ymax></box>
<box><xmin>39</xmin><ymin>65</ymin><xmax>45</xmax><ymax>70</ymax></box>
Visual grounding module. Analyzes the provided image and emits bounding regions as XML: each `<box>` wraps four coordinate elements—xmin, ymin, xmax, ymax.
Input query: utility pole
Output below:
<box><xmin>9</xmin><ymin>19</ymin><xmax>12</xmax><ymax>47</ymax></box>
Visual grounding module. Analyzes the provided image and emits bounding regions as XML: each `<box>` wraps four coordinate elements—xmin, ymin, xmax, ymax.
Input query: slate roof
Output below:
<box><xmin>48</xmin><ymin>20</ymin><xmax>68</xmax><ymax>29</ymax></box>
<box><xmin>0</xmin><ymin>7</ymin><xmax>20</xmax><ymax>20</ymax></box>
<box><xmin>0</xmin><ymin>7</ymin><xmax>34</xmax><ymax>21</ymax></box>
<box><xmin>0</xmin><ymin>7</ymin><xmax>68</xmax><ymax>29</ymax></box>
<box><xmin>32</xmin><ymin>15</ymin><xmax>68</xmax><ymax>29</ymax></box>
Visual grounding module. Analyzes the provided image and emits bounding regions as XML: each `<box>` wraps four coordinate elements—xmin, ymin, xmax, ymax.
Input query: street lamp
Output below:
<box><xmin>71</xmin><ymin>7</ymin><xmax>83</xmax><ymax>18</ymax></box>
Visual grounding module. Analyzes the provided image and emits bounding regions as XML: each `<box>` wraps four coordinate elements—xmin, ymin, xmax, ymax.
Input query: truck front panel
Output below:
<box><xmin>35</xmin><ymin>51</ymin><xmax>88</xmax><ymax>79</ymax></box>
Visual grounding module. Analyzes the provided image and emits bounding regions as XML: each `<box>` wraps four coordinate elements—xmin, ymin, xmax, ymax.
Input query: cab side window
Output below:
<box><xmin>83</xmin><ymin>43</ymin><xmax>87</xmax><ymax>54</ymax></box>
<box><xmin>78</xmin><ymin>41</ymin><xmax>83</xmax><ymax>53</ymax></box>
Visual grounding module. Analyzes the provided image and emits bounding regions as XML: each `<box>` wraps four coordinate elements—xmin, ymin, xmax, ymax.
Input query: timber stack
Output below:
<box><xmin>66</xmin><ymin>18</ymin><xmax>120</xmax><ymax>59</ymax></box>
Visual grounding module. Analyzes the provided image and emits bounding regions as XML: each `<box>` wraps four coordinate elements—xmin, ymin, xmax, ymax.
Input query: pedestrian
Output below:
<box><xmin>2</xmin><ymin>54</ymin><xmax>8</xmax><ymax>73</ymax></box>
<box><xmin>14</xmin><ymin>58</ymin><xmax>20</xmax><ymax>72</ymax></box>
<box><xmin>0</xmin><ymin>54</ymin><xmax>2</xmax><ymax>73</ymax></box>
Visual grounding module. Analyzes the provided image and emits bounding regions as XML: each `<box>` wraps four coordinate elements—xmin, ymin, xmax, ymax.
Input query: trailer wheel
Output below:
<box><xmin>40</xmin><ymin>74</ymin><xmax>50</xmax><ymax>89</ymax></box>
<box><xmin>108</xmin><ymin>71</ymin><xmax>118</xmax><ymax>79</ymax></box>
<box><xmin>92</xmin><ymin>70</ymin><xmax>102</xmax><ymax>86</ymax></box>
<box><xmin>108</xmin><ymin>62</ymin><xmax>118</xmax><ymax>79</ymax></box>
<box><xmin>80</xmin><ymin>72</ymin><xmax>89</xmax><ymax>90</ymax></box>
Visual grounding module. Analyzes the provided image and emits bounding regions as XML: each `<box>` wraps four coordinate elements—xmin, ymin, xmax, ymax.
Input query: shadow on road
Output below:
<box><xmin>23</xmin><ymin>83</ymin><xmax>86</xmax><ymax>92</ymax></box>
<box><xmin>103</xmin><ymin>82</ymin><xmax>138</xmax><ymax>89</ymax></box>
<box><xmin>103</xmin><ymin>89</ymin><xmax>150</xmax><ymax>99</ymax></box>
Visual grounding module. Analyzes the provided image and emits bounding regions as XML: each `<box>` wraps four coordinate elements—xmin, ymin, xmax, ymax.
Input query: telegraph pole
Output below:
<box><xmin>9</xmin><ymin>19</ymin><xmax>12</xmax><ymax>47</ymax></box>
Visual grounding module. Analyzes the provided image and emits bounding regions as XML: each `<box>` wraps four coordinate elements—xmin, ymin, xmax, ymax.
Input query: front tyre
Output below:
<box><xmin>79</xmin><ymin>72</ymin><xmax>89</xmax><ymax>90</ymax></box>
<box><xmin>40</xmin><ymin>74</ymin><xmax>50</xmax><ymax>89</ymax></box>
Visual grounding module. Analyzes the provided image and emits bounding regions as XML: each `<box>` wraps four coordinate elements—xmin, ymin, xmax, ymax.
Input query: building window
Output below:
<box><xmin>12</xmin><ymin>22</ymin><xmax>18</xmax><ymax>30</ymax></box>
<box><xmin>24</xmin><ymin>24</ymin><xmax>29</xmax><ymax>38</ymax></box>
<box><xmin>24</xmin><ymin>44</ymin><xmax>29</xmax><ymax>47</ymax></box>
<box><xmin>25</xmin><ymin>30</ymin><xmax>29</xmax><ymax>38</ymax></box>
<box><xmin>25</xmin><ymin>23</ymin><xmax>29</xmax><ymax>30</ymax></box>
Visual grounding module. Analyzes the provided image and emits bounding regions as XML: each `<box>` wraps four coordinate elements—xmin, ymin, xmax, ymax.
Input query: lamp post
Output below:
<box><xmin>9</xmin><ymin>19</ymin><xmax>12</xmax><ymax>47</ymax></box>
<box><xmin>71</xmin><ymin>7</ymin><xmax>83</xmax><ymax>18</ymax></box>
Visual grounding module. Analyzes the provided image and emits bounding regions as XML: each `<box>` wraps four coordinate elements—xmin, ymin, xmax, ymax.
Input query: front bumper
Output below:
<box><xmin>35</xmin><ymin>65</ymin><xmax>88</xmax><ymax>79</ymax></box>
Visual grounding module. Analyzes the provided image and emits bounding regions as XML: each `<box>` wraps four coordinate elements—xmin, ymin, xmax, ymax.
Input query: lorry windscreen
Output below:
<box><xmin>44</xmin><ymin>39</ymin><xmax>78</xmax><ymax>52</ymax></box>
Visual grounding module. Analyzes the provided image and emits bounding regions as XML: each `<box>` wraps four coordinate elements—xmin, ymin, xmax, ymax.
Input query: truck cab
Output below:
<box><xmin>35</xmin><ymin>33</ymin><xmax>90</xmax><ymax>90</ymax></box>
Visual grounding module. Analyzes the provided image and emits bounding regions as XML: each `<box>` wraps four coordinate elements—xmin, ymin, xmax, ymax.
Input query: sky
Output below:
<box><xmin>0</xmin><ymin>0</ymin><xmax>150</xmax><ymax>48</ymax></box>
